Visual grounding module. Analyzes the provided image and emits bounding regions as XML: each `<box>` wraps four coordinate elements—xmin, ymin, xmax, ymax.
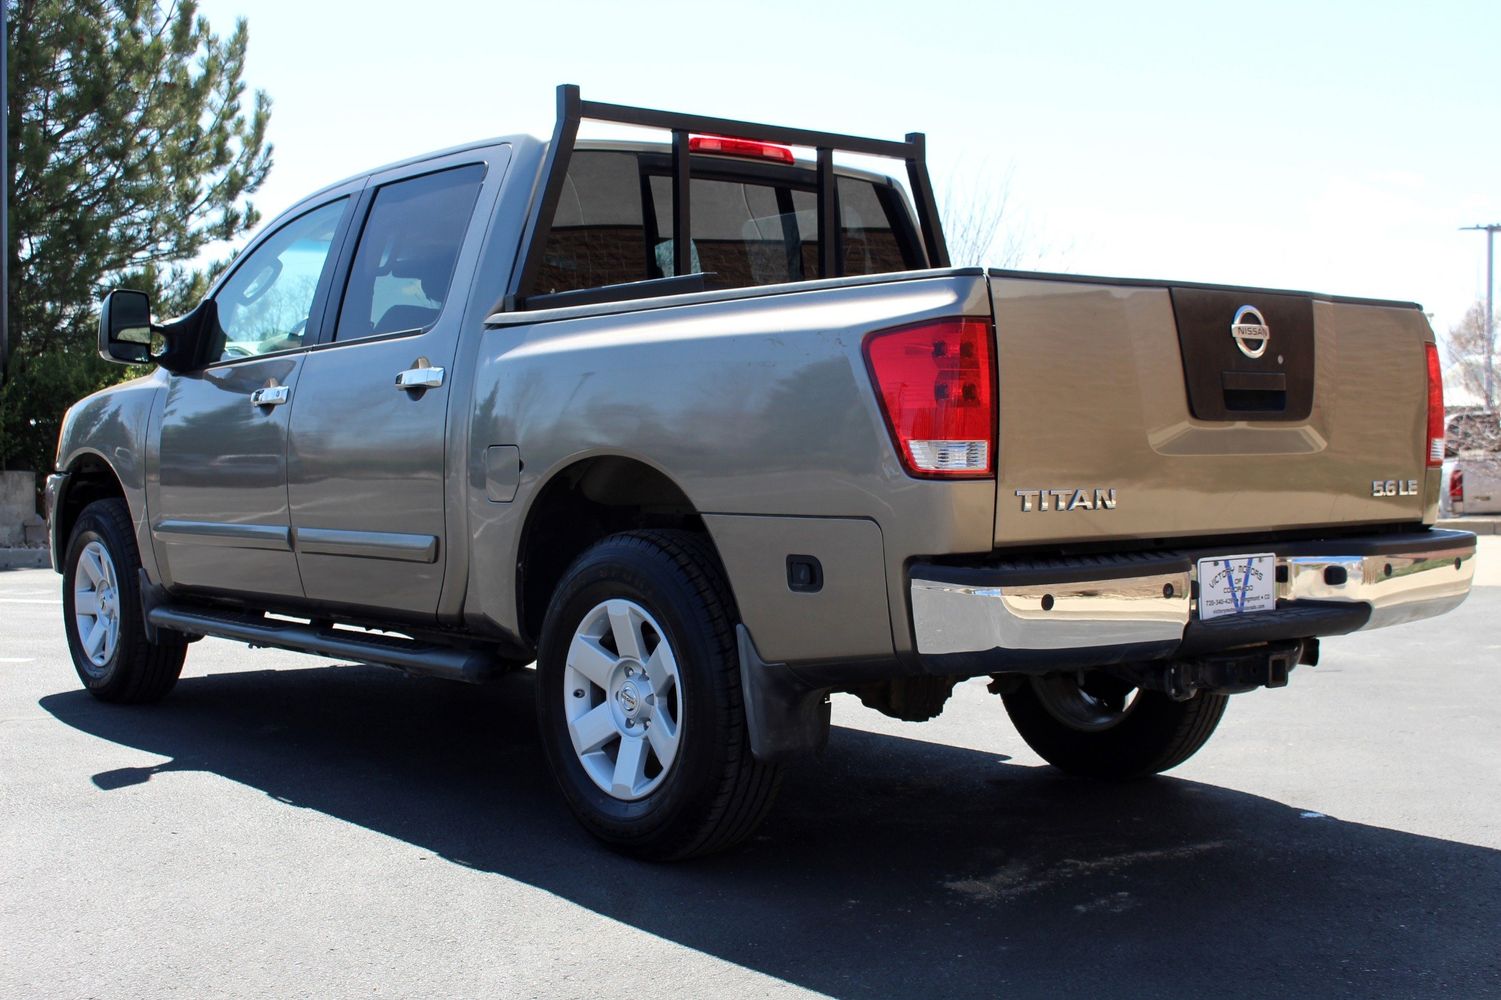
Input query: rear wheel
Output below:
<box><xmin>1001</xmin><ymin>669</ymin><xmax>1227</xmax><ymax>778</ymax></box>
<box><xmin>535</xmin><ymin>530</ymin><xmax>781</xmax><ymax>859</ymax></box>
<box><xmin>62</xmin><ymin>499</ymin><xmax>186</xmax><ymax>703</ymax></box>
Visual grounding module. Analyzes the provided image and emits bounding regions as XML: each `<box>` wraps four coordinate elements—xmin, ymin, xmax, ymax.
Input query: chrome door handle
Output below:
<box><xmin>250</xmin><ymin>385</ymin><xmax>290</xmax><ymax>407</ymax></box>
<box><xmin>395</xmin><ymin>366</ymin><xmax>445</xmax><ymax>390</ymax></box>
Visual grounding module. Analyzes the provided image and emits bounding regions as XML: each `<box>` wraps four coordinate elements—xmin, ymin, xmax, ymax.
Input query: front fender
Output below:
<box><xmin>51</xmin><ymin>371</ymin><xmax>166</xmax><ymax>582</ymax></box>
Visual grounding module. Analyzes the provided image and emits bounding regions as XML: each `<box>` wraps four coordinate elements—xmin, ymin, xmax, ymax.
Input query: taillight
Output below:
<box><xmin>1426</xmin><ymin>342</ymin><xmax>1444</xmax><ymax>467</ymax></box>
<box><xmin>1449</xmin><ymin>467</ymin><xmax>1464</xmax><ymax>502</ymax></box>
<box><xmin>688</xmin><ymin>135</ymin><xmax>795</xmax><ymax>163</ymax></box>
<box><xmin>864</xmin><ymin>317</ymin><xmax>995</xmax><ymax>477</ymax></box>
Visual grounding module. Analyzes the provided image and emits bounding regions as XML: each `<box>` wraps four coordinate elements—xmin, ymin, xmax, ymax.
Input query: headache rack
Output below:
<box><xmin>504</xmin><ymin>84</ymin><xmax>950</xmax><ymax>311</ymax></box>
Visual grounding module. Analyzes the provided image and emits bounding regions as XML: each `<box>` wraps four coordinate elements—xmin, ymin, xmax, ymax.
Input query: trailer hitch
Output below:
<box><xmin>1128</xmin><ymin>639</ymin><xmax>1317</xmax><ymax>701</ymax></box>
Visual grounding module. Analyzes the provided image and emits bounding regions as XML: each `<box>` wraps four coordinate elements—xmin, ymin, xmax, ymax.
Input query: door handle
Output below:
<box><xmin>250</xmin><ymin>385</ymin><xmax>290</xmax><ymax>407</ymax></box>
<box><xmin>395</xmin><ymin>365</ymin><xmax>445</xmax><ymax>391</ymax></box>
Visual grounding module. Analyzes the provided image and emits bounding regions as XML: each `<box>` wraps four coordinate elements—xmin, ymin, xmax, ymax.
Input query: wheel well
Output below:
<box><xmin>518</xmin><ymin>457</ymin><xmax>712</xmax><ymax>643</ymax></box>
<box><xmin>56</xmin><ymin>456</ymin><xmax>127</xmax><ymax>553</ymax></box>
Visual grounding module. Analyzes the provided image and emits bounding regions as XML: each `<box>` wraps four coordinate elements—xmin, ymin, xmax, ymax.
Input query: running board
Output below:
<box><xmin>146</xmin><ymin>605</ymin><xmax>500</xmax><ymax>683</ymax></box>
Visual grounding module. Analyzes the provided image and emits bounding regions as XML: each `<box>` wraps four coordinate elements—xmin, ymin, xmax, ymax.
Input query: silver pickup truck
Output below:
<box><xmin>47</xmin><ymin>87</ymin><xmax>1477</xmax><ymax>858</ymax></box>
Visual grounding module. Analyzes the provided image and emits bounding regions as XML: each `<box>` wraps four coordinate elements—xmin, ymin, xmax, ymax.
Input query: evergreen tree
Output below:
<box><xmin>1</xmin><ymin>0</ymin><xmax>271</xmax><ymax>475</ymax></box>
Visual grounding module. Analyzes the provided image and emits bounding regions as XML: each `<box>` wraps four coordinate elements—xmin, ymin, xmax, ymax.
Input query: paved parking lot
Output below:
<box><xmin>3</xmin><ymin>544</ymin><xmax>1499</xmax><ymax>999</ymax></box>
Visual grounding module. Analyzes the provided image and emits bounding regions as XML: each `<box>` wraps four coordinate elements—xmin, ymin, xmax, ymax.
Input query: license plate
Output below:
<box><xmin>1196</xmin><ymin>553</ymin><xmax>1277</xmax><ymax>620</ymax></box>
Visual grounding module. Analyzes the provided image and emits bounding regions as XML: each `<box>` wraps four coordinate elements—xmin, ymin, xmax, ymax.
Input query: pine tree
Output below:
<box><xmin>1</xmin><ymin>0</ymin><xmax>271</xmax><ymax>474</ymax></box>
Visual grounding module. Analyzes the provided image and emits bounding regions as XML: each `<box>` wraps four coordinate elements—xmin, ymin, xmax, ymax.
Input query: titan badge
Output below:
<box><xmin>1014</xmin><ymin>488</ymin><xmax>1118</xmax><ymax>512</ymax></box>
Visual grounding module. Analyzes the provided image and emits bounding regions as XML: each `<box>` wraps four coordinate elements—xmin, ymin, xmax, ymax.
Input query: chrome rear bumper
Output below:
<box><xmin>910</xmin><ymin>529</ymin><xmax>1476</xmax><ymax>665</ymax></box>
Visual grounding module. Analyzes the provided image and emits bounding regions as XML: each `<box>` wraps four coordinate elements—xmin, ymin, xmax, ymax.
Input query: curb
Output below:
<box><xmin>1438</xmin><ymin>517</ymin><xmax>1500</xmax><ymax>536</ymax></box>
<box><xmin>0</xmin><ymin>549</ymin><xmax>51</xmax><ymax>570</ymax></box>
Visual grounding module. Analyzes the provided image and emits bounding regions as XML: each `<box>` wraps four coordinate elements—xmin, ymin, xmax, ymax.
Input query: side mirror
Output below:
<box><xmin>98</xmin><ymin>289</ymin><xmax>156</xmax><ymax>365</ymax></box>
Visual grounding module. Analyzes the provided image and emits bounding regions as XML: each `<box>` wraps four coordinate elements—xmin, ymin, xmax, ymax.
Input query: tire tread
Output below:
<box><xmin>66</xmin><ymin>499</ymin><xmax>186</xmax><ymax>704</ymax></box>
<box><xmin>1002</xmin><ymin>679</ymin><xmax>1228</xmax><ymax>779</ymax></box>
<box><xmin>537</xmin><ymin>528</ymin><xmax>781</xmax><ymax>859</ymax></box>
<box><xmin>616</xmin><ymin>530</ymin><xmax>782</xmax><ymax>859</ymax></box>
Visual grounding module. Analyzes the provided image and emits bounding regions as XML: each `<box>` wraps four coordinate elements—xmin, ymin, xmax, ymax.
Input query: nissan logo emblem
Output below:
<box><xmin>1231</xmin><ymin>305</ymin><xmax>1270</xmax><ymax>359</ymax></box>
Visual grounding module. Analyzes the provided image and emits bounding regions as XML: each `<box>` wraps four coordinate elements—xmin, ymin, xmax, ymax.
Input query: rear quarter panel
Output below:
<box><xmin>464</xmin><ymin>274</ymin><xmax>996</xmax><ymax>658</ymax></box>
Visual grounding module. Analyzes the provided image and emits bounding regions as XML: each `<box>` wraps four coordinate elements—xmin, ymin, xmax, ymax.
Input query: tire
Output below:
<box><xmin>62</xmin><ymin>498</ymin><xmax>187</xmax><ymax>703</ymax></box>
<box><xmin>1001</xmin><ymin>670</ymin><xmax>1228</xmax><ymax>778</ymax></box>
<box><xmin>535</xmin><ymin>530</ymin><xmax>781</xmax><ymax>860</ymax></box>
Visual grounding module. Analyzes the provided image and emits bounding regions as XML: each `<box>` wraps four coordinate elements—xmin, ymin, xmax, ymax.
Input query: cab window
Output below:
<box><xmin>208</xmin><ymin>199</ymin><xmax>346</xmax><ymax>362</ymax></box>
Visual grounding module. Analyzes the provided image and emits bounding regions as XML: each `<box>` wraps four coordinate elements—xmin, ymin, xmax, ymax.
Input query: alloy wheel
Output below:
<box><xmin>563</xmin><ymin>598</ymin><xmax>684</xmax><ymax>801</ymax></box>
<box><xmin>73</xmin><ymin>540</ymin><xmax>122</xmax><ymax>674</ymax></box>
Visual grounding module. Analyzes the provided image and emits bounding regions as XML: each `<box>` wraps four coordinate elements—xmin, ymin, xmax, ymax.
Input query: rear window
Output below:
<box><xmin>536</xmin><ymin>149</ymin><xmax>919</xmax><ymax>296</ymax></box>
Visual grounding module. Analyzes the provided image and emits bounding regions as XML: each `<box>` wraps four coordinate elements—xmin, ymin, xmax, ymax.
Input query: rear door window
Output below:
<box><xmin>335</xmin><ymin>164</ymin><xmax>486</xmax><ymax>342</ymax></box>
<box><xmin>535</xmin><ymin>150</ymin><xmax>920</xmax><ymax>297</ymax></box>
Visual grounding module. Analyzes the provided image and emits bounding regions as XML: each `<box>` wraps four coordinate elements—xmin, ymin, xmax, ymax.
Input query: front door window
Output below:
<box><xmin>208</xmin><ymin>199</ymin><xmax>346</xmax><ymax>362</ymax></box>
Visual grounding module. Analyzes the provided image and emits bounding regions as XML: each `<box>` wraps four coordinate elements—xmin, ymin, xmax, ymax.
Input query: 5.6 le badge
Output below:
<box><xmin>1372</xmin><ymin>479</ymin><xmax>1419</xmax><ymax>497</ymax></box>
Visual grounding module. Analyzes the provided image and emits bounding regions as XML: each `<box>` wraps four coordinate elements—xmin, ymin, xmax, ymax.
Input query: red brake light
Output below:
<box><xmin>1426</xmin><ymin>342</ymin><xmax>1444</xmax><ymax>467</ymax></box>
<box><xmin>863</xmin><ymin>318</ymin><xmax>995</xmax><ymax>477</ymax></box>
<box><xmin>688</xmin><ymin>135</ymin><xmax>795</xmax><ymax>164</ymax></box>
<box><xmin>1449</xmin><ymin>467</ymin><xmax>1464</xmax><ymax>501</ymax></box>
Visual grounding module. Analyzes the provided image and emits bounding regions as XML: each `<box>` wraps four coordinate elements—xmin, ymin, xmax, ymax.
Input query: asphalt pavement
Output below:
<box><xmin>3</xmin><ymin>542</ymin><xmax>1499</xmax><ymax>999</ymax></box>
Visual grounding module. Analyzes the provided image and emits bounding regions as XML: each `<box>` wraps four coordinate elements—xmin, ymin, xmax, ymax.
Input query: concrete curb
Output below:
<box><xmin>0</xmin><ymin>549</ymin><xmax>51</xmax><ymax>570</ymax></box>
<box><xmin>1438</xmin><ymin>517</ymin><xmax>1501</xmax><ymax>536</ymax></box>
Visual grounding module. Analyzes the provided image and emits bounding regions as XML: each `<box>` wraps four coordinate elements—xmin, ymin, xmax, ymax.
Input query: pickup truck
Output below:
<box><xmin>47</xmin><ymin>86</ymin><xmax>1477</xmax><ymax>859</ymax></box>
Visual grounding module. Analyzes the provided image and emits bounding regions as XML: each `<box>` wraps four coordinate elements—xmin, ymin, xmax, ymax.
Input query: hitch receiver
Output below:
<box><xmin>1132</xmin><ymin>639</ymin><xmax>1316</xmax><ymax>701</ymax></box>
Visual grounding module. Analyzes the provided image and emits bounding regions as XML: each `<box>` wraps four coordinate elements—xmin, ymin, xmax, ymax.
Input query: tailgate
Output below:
<box><xmin>988</xmin><ymin>272</ymin><xmax>1436</xmax><ymax>547</ymax></box>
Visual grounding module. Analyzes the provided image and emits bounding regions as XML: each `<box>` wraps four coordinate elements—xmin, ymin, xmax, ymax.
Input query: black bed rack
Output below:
<box><xmin>505</xmin><ymin>84</ymin><xmax>949</xmax><ymax>310</ymax></box>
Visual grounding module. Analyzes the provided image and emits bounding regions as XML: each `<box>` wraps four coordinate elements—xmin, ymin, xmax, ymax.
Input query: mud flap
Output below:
<box><xmin>736</xmin><ymin>624</ymin><xmax>831</xmax><ymax>763</ymax></box>
<box><xmin>138</xmin><ymin>569</ymin><xmax>168</xmax><ymax>644</ymax></box>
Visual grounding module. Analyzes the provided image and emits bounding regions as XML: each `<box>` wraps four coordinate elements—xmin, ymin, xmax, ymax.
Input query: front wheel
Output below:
<box><xmin>535</xmin><ymin>530</ymin><xmax>781</xmax><ymax>860</ymax></box>
<box><xmin>1001</xmin><ymin>669</ymin><xmax>1228</xmax><ymax>778</ymax></box>
<box><xmin>62</xmin><ymin>499</ymin><xmax>187</xmax><ymax>703</ymax></box>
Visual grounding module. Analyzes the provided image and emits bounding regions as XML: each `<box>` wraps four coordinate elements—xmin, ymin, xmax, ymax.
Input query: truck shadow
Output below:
<box><xmin>40</xmin><ymin>665</ymin><xmax>1500</xmax><ymax>1000</ymax></box>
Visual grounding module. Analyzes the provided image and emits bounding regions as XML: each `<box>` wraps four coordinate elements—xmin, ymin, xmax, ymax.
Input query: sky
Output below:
<box><xmin>193</xmin><ymin>0</ymin><xmax>1499</xmax><ymax>375</ymax></box>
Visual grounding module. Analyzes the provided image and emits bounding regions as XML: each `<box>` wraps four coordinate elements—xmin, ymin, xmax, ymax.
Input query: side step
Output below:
<box><xmin>146</xmin><ymin>605</ymin><xmax>501</xmax><ymax>683</ymax></box>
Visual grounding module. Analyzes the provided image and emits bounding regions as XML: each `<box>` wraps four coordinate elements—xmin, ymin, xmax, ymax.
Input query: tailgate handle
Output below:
<box><xmin>1221</xmin><ymin>370</ymin><xmax>1287</xmax><ymax>413</ymax></box>
<box><xmin>1222</xmin><ymin>371</ymin><xmax>1287</xmax><ymax>391</ymax></box>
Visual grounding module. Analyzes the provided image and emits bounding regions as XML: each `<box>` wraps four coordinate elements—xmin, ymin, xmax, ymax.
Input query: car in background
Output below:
<box><xmin>1445</xmin><ymin>410</ymin><xmax>1501</xmax><ymax>516</ymax></box>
